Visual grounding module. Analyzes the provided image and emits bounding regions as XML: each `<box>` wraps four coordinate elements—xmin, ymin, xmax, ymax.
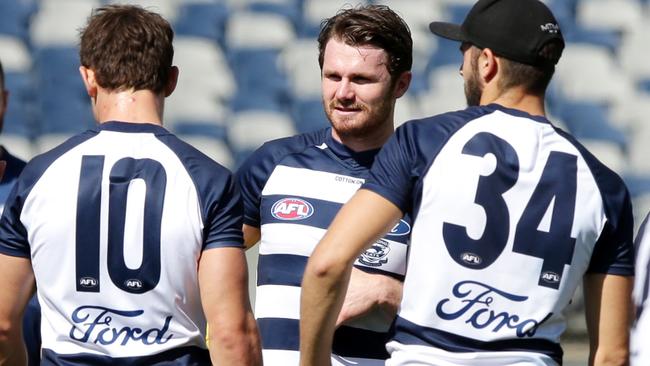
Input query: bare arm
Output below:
<box><xmin>199</xmin><ymin>247</ymin><xmax>262</xmax><ymax>366</ymax></box>
<box><xmin>0</xmin><ymin>254</ymin><xmax>34</xmax><ymax>366</ymax></box>
<box><xmin>242</xmin><ymin>224</ymin><xmax>261</xmax><ymax>250</ymax></box>
<box><xmin>584</xmin><ymin>273</ymin><xmax>633</xmax><ymax>366</ymax></box>
<box><xmin>336</xmin><ymin>268</ymin><xmax>402</xmax><ymax>326</ymax></box>
<box><xmin>300</xmin><ymin>189</ymin><xmax>402</xmax><ymax>366</ymax></box>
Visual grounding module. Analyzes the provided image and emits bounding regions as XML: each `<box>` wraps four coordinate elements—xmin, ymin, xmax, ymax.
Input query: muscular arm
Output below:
<box><xmin>243</xmin><ymin>224</ymin><xmax>260</xmax><ymax>250</ymax></box>
<box><xmin>584</xmin><ymin>273</ymin><xmax>633</xmax><ymax>366</ymax></box>
<box><xmin>0</xmin><ymin>254</ymin><xmax>34</xmax><ymax>366</ymax></box>
<box><xmin>300</xmin><ymin>189</ymin><xmax>402</xmax><ymax>366</ymax></box>
<box><xmin>199</xmin><ymin>247</ymin><xmax>262</xmax><ymax>366</ymax></box>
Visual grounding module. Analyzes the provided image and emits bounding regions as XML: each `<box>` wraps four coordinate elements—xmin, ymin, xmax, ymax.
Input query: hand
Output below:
<box><xmin>336</xmin><ymin>267</ymin><xmax>402</xmax><ymax>326</ymax></box>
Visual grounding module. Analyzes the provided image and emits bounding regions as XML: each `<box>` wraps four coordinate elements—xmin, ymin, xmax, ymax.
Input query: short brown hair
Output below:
<box><xmin>497</xmin><ymin>40</ymin><xmax>563</xmax><ymax>95</ymax></box>
<box><xmin>79</xmin><ymin>5</ymin><xmax>174</xmax><ymax>93</ymax></box>
<box><xmin>317</xmin><ymin>5</ymin><xmax>412</xmax><ymax>80</ymax></box>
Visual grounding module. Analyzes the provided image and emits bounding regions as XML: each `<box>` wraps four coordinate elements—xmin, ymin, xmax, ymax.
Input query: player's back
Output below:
<box><xmin>366</xmin><ymin>104</ymin><xmax>633</xmax><ymax>365</ymax></box>
<box><xmin>632</xmin><ymin>213</ymin><xmax>650</xmax><ymax>366</ymax></box>
<box><xmin>0</xmin><ymin>121</ymin><xmax>240</xmax><ymax>365</ymax></box>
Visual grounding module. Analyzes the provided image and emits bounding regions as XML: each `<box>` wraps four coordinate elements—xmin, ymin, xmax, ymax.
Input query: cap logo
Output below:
<box><xmin>540</xmin><ymin>23</ymin><xmax>560</xmax><ymax>34</ymax></box>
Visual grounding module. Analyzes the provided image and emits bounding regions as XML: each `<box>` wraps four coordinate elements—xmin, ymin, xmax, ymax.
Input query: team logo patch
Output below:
<box><xmin>271</xmin><ymin>198</ymin><xmax>314</xmax><ymax>221</ymax></box>
<box><xmin>460</xmin><ymin>252</ymin><xmax>482</xmax><ymax>266</ymax></box>
<box><xmin>541</xmin><ymin>271</ymin><xmax>560</xmax><ymax>284</ymax></box>
<box><xmin>125</xmin><ymin>279</ymin><xmax>143</xmax><ymax>290</ymax></box>
<box><xmin>387</xmin><ymin>219</ymin><xmax>411</xmax><ymax>236</ymax></box>
<box><xmin>358</xmin><ymin>239</ymin><xmax>391</xmax><ymax>267</ymax></box>
<box><xmin>79</xmin><ymin>277</ymin><xmax>98</xmax><ymax>288</ymax></box>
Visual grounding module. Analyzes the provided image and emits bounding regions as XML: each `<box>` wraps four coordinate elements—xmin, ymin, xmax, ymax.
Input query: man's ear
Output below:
<box><xmin>478</xmin><ymin>48</ymin><xmax>499</xmax><ymax>85</ymax></box>
<box><xmin>164</xmin><ymin>66</ymin><xmax>179</xmax><ymax>97</ymax></box>
<box><xmin>79</xmin><ymin>66</ymin><xmax>98</xmax><ymax>98</ymax></box>
<box><xmin>393</xmin><ymin>71</ymin><xmax>412</xmax><ymax>99</ymax></box>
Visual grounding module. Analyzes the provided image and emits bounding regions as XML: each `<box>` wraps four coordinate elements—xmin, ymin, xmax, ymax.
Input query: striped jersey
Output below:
<box><xmin>0</xmin><ymin>121</ymin><xmax>244</xmax><ymax>365</ymax></box>
<box><xmin>237</xmin><ymin>128</ymin><xmax>411</xmax><ymax>365</ymax></box>
<box><xmin>632</xmin><ymin>213</ymin><xmax>650</xmax><ymax>366</ymax></box>
<box><xmin>362</xmin><ymin>104</ymin><xmax>634</xmax><ymax>365</ymax></box>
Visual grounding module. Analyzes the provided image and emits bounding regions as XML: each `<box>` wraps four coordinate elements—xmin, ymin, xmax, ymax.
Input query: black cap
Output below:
<box><xmin>429</xmin><ymin>0</ymin><xmax>564</xmax><ymax>67</ymax></box>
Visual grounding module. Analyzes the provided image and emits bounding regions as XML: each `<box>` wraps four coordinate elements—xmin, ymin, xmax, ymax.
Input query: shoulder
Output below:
<box><xmin>251</xmin><ymin>128</ymin><xmax>327</xmax><ymax>163</ymax></box>
<box><xmin>154</xmin><ymin>133</ymin><xmax>234</xmax><ymax>188</ymax></box>
<box><xmin>19</xmin><ymin>130</ymin><xmax>97</xmax><ymax>190</ymax></box>
<box><xmin>237</xmin><ymin>128</ymin><xmax>328</xmax><ymax>176</ymax></box>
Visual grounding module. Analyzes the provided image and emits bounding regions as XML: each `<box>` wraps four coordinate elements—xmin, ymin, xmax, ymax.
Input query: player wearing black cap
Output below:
<box><xmin>300</xmin><ymin>0</ymin><xmax>634</xmax><ymax>365</ymax></box>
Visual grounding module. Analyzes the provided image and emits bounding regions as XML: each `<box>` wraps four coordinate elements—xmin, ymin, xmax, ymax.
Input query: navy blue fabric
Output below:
<box><xmin>154</xmin><ymin>125</ymin><xmax>244</xmax><ymax>249</ymax></box>
<box><xmin>236</xmin><ymin>128</ymin><xmax>328</xmax><ymax>227</ymax></box>
<box><xmin>41</xmin><ymin>346</ymin><xmax>210</xmax><ymax>366</ymax></box>
<box><xmin>553</xmin><ymin>127</ymin><xmax>634</xmax><ymax>276</ymax></box>
<box><xmin>392</xmin><ymin>316</ymin><xmax>563</xmax><ymax>364</ymax></box>
<box><xmin>363</xmin><ymin>105</ymin><xmax>501</xmax><ymax>217</ymax></box>
<box><xmin>257</xmin><ymin>318</ymin><xmax>389</xmax><ymax>359</ymax></box>
<box><xmin>0</xmin><ymin>130</ymin><xmax>97</xmax><ymax>257</ymax></box>
<box><xmin>0</xmin><ymin>148</ymin><xmax>26</xmax><ymax>205</ymax></box>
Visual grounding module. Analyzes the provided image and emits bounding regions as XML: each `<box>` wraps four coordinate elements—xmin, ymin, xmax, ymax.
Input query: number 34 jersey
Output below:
<box><xmin>0</xmin><ymin>122</ymin><xmax>244</xmax><ymax>364</ymax></box>
<box><xmin>363</xmin><ymin>104</ymin><xmax>634</xmax><ymax>365</ymax></box>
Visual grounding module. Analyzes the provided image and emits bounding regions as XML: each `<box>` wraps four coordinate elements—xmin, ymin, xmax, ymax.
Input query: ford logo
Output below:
<box><xmin>388</xmin><ymin>219</ymin><xmax>411</xmax><ymax>236</ymax></box>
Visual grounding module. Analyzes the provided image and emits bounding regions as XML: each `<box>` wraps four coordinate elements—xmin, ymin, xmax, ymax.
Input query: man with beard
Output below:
<box><xmin>300</xmin><ymin>0</ymin><xmax>634</xmax><ymax>365</ymax></box>
<box><xmin>236</xmin><ymin>5</ymin><xmax>412</xmax><ymax>365</ymax></box>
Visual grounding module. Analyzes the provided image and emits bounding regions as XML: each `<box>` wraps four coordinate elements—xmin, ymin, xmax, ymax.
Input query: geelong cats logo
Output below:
<box><xmin>358</xmin><ymin>239</ymin><xmax>391</xmax><ymax>267</ymax></box>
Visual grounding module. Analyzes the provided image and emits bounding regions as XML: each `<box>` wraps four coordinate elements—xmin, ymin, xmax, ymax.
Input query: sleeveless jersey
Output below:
<box><xmin>237</xmin><ymin>128</ymin><xmax>411</xmax><ymax>365</ymax></box>
<box><xmin>0</xmin><ymin>121</ymin><xmax>244</xmax><ymax>365</ymax></box>
<box><xmin>632</xmin><ymin>213</ymin><xmax>650</xmax><ymax>366</ymax></box>
<box><xmin>362</xmin><ymin>104</ymin><xmax>634</xmax><ymax>365</ymax></box>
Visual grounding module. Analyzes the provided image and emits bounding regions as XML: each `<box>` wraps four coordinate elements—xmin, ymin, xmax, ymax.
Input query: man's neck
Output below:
<box><xmin>330</xmin><ymin>121</ymin><xmax>394</xmax><ymax>152</ymax></box>
<box><xmin>481</xmin><ymin>86</ymin><xmax>546</xmax><ymax>117</ymax></box>
<box><xmin>94</xmin><ymin>89</ymin><xmax>165</xmax><ymax>125</ymax></box>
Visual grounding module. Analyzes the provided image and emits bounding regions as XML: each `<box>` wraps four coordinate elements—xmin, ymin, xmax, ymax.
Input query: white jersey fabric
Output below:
<box><xmin>363</xmin><ymin>104</ymin><xmax>634</xmax><ymax>365</ymax></box>
<box><xmin>237</xmin><ymin>128</ymin><xmax>411</xmax><ymax>365</ymax></box>
<box><xmin>632</xmin><ymin>213</ymin><xmax>650</xmax><ymax>366</ymax></box>
<box><xmin>0</xmin><ymin>121</ymin><xmax>244</xmax><ymax>365</ymax></box>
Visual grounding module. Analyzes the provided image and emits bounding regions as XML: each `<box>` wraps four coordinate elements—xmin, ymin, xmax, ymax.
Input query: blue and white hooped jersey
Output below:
<box><xmin>0</xmin><ymin>121</ymin><xmax>244</xmax><ymax>365</ymax></box>
<box><xmin>363</xmin><ymin>104</ymin><xmax>634</xmax><ymax>366</ymax></box>
<box><xmin>237</xmin><ymin>128</ymin><xmax>411</xmax><ymax>365</ymax></box>
<box><xmin>632</xmin><ymin>213</ymin><xmax>650</xmax><ymax>366</ymax></box>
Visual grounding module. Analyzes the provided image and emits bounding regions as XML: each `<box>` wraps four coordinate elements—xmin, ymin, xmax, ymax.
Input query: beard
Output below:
<box><xmin>323</xmin><ymin>90</ymin><xmax>395</xmax><ymax>141</ymax></box>
<box><xmin>464</xmin><ymin>52</ymin><xmax>483</xmax><ymax>107</ymax></box>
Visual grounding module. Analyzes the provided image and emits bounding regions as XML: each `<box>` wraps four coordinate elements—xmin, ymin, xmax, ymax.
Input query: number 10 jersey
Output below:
<box><xmin>0</xmin><ymin>122</ymin><xmax>244</xmax><ymax>365</ymax></box>
<box><xmin>363</xmin><ymin>104</ymin><xmax>634</xmax><ymax>365</ymax></box>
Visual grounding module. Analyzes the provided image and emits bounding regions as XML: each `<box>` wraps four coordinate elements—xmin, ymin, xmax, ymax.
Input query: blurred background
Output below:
<box><xmin>0</xmin><ymin>0</ymin><xmax>648</xmax><ymax>363</ymax></box>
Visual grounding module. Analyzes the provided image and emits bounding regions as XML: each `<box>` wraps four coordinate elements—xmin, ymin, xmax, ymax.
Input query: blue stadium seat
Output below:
<box><xmin>228</xmin><ymin>48</ymin><xmax>291</xmax><ymax>109</ymax></box>
<box><xmin>291</xmin><ymin>98</ymin><xmax>329</xmax><ymax>134</ymax></box>
<box><xmin>553</xmin><ymin>101</ymin><xmax>627</xmax><ymax>148</ymax></box>
<box><xmin>173</xmin><ymin>121</ymin><xmax>228</xmax><ymax>141</ymax></box>
<box><xmin>0</xmin><ymin>0</ymin><xmax>38</xmax><ymax>42</ymax></box>
<box><xmin>175</xmin><ymin>3</ymin><xmax>230</xmax><ymax>48</ymax></box>
<box><xmin>246</xmin><ymin>1</ymin><xmax>302</xmax><ymax>31</ymax></box>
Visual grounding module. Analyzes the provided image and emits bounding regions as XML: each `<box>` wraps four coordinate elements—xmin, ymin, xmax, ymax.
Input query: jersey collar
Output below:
<box><xmin>96</xmin><ymin>121</ymin><xmax>170</xmax><ymax>134</ymax></box>
<box><xmin>324</xmin><ymin>128</ymin><xmax>381</xmax><ymax>169</ymax></box>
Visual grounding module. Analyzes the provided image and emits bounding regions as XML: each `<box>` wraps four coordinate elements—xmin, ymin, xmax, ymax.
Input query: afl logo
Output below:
<box><xmin>460</xmin><ymin>252</ymin><xmax>482</xmax><ymax>266</ymax></box>
<box><xmin>541</xmin><ymin>271</ymin><xmax>560</xmax><ymax>284</ymax></box>
<box><xmin>271</xmin><ymin>198</ymin><xmax>314</xmax><ymax>221</ymax></box>
<box><xmin>388</xmin><ymin>219</ymin><xmax>411</xmax><ymax>236</ymax></box>
<box><xmin>125</xmin><ymin>279</ymin><xmax>143</xmax><ymax>289</ymax></box>
<box><xmin>79</xmin><ymin>277</ymin><xmax>98</xmax><ymax>288</ymax></box>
